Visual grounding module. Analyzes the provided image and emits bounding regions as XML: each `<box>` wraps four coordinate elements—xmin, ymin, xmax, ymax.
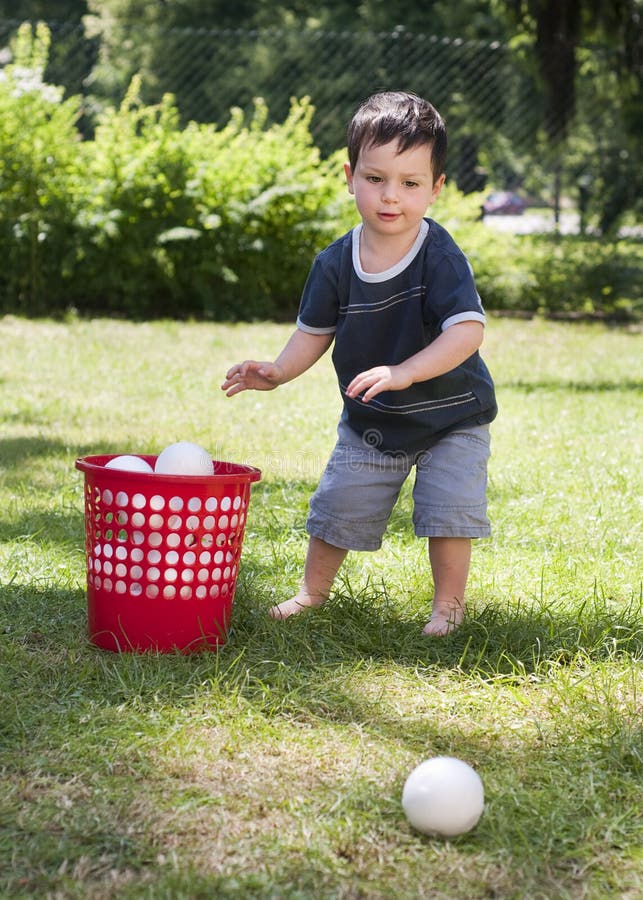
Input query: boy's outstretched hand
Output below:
<box><xmin>221</xmin><ymin>360</ymin><xmax>284</xmax><ymax>397</ymax></box>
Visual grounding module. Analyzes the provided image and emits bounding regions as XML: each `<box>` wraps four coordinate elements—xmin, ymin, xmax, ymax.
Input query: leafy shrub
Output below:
<box><xmin>174</xmin><ymin>96</ymin><xmax>354</xmax><ymax>320</ymax></box>
<box><xmin>0</xmin><ymin>23</ymin><xmax>83</xmax><ymax>314</ymax></box>
<box><xmin>68</xmin><ymin>84</ymin><xmax>353</xmax><ymax>319</ymax></box>
<box><xmin>516</xmin><ymin>236</ymin><xmax>642</xmax><ymax>320</ymax></box>
<box><xmin>441</xmin><ymin>193</ymin><xmax>642</xmax><ymax>321</ymax></box>
<box><xmin>70</xmin><ymin>77</ymin><xmax>202</xmax><ymax>317</ymax></box>
<box><xmin>0</xmin><ymin>25</ymin><xmax>353</xmax><ymax>320</ymax></box>
<box><xmin>0</xmin><ymin>24</ymin><xmax>639</xmax><ymax>322</ymax></box>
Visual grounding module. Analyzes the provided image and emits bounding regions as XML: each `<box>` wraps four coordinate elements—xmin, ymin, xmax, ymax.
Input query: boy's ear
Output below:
<box><xmin>344</xmin><ymin>162</ymin><xmax>355</xmax><ymax>195</ymax></box>
<box><xmin>431</xmin><ymin>173</ymin><xmax>446</xmax><ymax>203</ymax></box>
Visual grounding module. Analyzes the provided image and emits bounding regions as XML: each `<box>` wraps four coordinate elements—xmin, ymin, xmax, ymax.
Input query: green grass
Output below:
<box><xmin>0</xmin><ymin>314</ymin><xmax>641</xmax><ymax>899</ymax></box>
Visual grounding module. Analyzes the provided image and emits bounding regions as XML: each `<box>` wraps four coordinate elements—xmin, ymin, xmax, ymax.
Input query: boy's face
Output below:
<box><xmin>344</xmin><ymin>140</ymin><xmax>445</xmax><ymax>241</ymax></box>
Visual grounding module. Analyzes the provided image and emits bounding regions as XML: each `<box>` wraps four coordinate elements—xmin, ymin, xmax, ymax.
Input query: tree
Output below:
<box><xmin>508</xmin><ymin>1</ymin><xmax>642</xmax><ymax>228</ymax></box>
<box><xmin>0</xmin><ymin>1</ymin><xmax>87</xmax><ymax>21</ymax></box>
<box><xmin>510</xmin><ymin>0</ymin><xmax>641</xmax><ymax>142</ymax></box>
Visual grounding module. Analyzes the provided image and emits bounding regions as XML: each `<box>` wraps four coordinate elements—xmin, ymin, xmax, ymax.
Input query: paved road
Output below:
<box><xmin>483</xmin><ymin>211</ymin><xmax>642</xmax><ymax>237</ymax></box>
<box><xmin>482</xmin><ymin>211</ymin><xmax>581</xmax><ymax>234</ymax></box>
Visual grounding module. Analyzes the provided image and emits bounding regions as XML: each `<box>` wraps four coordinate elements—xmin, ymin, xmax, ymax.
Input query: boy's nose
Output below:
<box><xmin>382</xmin><ymin>183</ymin><xmax>398</xmax><ymax>202</ymax></box>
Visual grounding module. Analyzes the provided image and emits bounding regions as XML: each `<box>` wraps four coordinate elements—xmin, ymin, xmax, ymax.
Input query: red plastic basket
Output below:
<box><xmin>75</xmin><ymin>455</ymin><xmax>261</xmax><ymax>653</ymax></box>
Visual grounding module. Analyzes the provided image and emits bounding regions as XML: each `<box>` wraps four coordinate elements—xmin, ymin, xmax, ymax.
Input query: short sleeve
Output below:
<box><xmin>424</xmin><ymin>249</ymin><xmax>486</xmax><ymax>332</ymax></box>
<box><xmin>296</xmin><ymin>236</ymin><xmax>350</xmax><ymax>335</ymax></box>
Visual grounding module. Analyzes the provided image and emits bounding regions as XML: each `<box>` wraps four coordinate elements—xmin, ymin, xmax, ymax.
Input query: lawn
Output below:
<box><xmin>0</xmin><ymin>314</ymin><xmax>641</xmax><ymax>899</ymax></box>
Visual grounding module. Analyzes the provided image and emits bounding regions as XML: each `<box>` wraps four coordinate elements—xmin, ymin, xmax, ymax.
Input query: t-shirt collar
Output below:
<box><xmin>352</xmin><ymin>218</ymin><xmax>430</xmax><ymax>283</ymax></box>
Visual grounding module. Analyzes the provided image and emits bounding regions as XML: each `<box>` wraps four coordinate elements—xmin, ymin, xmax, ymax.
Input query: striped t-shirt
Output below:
<box><xmin>297</xmin><ymin>217</ymin><xmax>497</xmax><ymax>454</ymax></box>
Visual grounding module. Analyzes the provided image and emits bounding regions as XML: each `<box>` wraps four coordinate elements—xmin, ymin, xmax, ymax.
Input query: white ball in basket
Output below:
<box><xmin>154</xmin><ymin>441</ymin><xmax>214</xmax><ymax>476</ymax></box>
<box><xmin>105</xmin><ymin>455</ymin><xmax>154</xmax><ymax>473</ymax></box>
<box><xmin>402</xmin><ymin>756</ymin><xmax>484</xmax><ymax>837</ymax></box>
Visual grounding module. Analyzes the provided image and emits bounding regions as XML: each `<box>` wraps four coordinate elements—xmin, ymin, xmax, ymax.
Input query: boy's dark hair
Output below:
<box><xmin>347</xmin><ymin>91</ymin><xmax>447</xmax><ymax>180</ymax></box>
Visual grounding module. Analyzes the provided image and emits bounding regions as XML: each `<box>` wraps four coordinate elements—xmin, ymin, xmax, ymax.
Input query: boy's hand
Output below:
<box><xmin>346</xmin><ymin>364</ymin><xmax>412</xmax><ymax>403</ymax></box>
<box><xmin>346</xmin><ymin>323</ymin><xmax>485</xmax><ymax>403</ymax></box>
<box><xmin>221</xmin><ymin>360</ymin><xmax>285</xmax><ymax>397</ymax></box>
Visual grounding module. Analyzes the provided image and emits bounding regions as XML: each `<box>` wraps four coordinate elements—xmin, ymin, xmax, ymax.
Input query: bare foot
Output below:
<box><xmin>422</xmin><ymin>600</ymin><xmax>464</xmax><ymax>637</ymax></box>
<box><xmin>268</xmin><ymin>592</ymin><xmax>326</xmax><ymax>620</ymax></box>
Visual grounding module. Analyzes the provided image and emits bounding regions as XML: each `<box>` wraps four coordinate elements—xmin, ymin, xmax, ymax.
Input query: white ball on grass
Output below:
<box><xmin>104</xmin><ymin>455</ymin><xmax>154</xmax><ymax>473</ymax></box>
<box><xmin>154</xmin><ymin>441</ymin><xmax>214</xmax><ymax>476</ymax></box>
<box><xmin>402</xmin><ymin>756</ymin><xmax>484</xmax><ymax>837</ymax></box>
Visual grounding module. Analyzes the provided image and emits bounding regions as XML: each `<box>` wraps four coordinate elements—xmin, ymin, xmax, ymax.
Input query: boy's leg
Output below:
<box><xmin>270</xmin><ymin>420</ymin><xmax>409</xmax><ymax>621</ymax></box>
<box><xmin>423</xmin><ymin>536</ymin><xmax>471</xmax><ymax>636</ymax></box>
<box><xmin>269</xmin><ymin>536</ymin><xmax>348</xmax><ymax>619</ymax></box>
<box><xmin>412</xmin><ymin>425</ymin><xmax>491</xmax><ymax>637</ymax></box>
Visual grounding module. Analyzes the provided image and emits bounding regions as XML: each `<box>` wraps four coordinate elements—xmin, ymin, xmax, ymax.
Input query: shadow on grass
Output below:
<box><xmin>0</xmin><ymin>437</ymin><xmax>101</xmax><ymax>548</ymax></box>
<box><xmin>227</xmin><ymin>573</ymin><xmax>642</xmax><ymax>687</ymax></box>
<box><xmin>1</xmin><ymin>578</ymin><xmax>640</xmax><ymax>895</ymax></box>
<box><xmin>0</xmin><ymin>436</ymin><xmax>75</xmax><ymax>489</ymax></box>
<box><xmin>0</xmin><ymin>435</ymin><xmax>154</xmax><ymax>473</ymax></box>
<box><xmin>1</xmin><ymin>575</ymin><xmax>639</xmax><ymax>722</ymax></box>
<box><xmin>0</xmin><ymin>435</ymin><xmax>98</xmax><ymax>466</ymax></box>
<box><xmin>0</xmin><ymin>506</ymin><xmax>85</xmax><ymax>546</ymax></box>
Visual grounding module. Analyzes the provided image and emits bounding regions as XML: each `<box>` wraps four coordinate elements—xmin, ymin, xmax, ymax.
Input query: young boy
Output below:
<box><xmin>221</xmin><ymin>91</ymin><xmax>497</xmax><ymax>636</ymax></box>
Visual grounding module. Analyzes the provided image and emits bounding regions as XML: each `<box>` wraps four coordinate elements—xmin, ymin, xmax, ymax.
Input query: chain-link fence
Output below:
<box><xmin>0</xmin><ymin>18</ymin><xmax>629</xmax><ymax>195</ymax></box>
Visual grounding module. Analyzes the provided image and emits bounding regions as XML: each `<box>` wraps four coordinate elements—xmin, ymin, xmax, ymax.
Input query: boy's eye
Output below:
<box><xmin>366</xmin><ymin>175</ymin><xmax>382</xmax><ymax>183</ymax></box>
<box><xmin>404</xmin><ymin>181</ymin><xmax>419</xmax><ymax>188</ymax></box>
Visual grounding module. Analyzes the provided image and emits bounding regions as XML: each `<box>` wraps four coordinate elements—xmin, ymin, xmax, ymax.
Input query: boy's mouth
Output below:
<box><xmin>378</xmin><ymin>212</ymin><xmax>400</xmax><ymax>221</ymax></box>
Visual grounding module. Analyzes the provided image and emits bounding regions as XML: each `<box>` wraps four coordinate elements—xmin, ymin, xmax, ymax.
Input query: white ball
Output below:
<box><xmin>154</xmin><ymin>441</ymin><xmax>214</xmax><ymax>476</ymax></box>
<box><xmin>104</xmin><ymin>455</ymin><xmax>154</xmax><ymax>473</ymax></box>
<box><xmin>402</xmin><ymin>756</ymin><xmax>484</xmax><ymax>837</ymax></box>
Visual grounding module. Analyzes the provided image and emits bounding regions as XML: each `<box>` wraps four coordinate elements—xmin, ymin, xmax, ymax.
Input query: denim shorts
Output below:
<box><xmin>306</xmin><ymin>419</ymin><xmax>491</xmax><ymax>550</ymax></box>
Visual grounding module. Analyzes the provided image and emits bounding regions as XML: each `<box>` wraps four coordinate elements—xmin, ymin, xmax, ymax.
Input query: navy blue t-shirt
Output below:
<box><xmin>297</xmin><ymin>218</ymin><xmax>497</xmax><ymax>454</ymax></box>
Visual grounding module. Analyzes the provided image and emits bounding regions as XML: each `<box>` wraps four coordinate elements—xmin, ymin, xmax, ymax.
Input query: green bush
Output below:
<box><xmin>176</xmin><ymin>96</ymin><xmax>353</xmax><ymax>320</ymax></box>
<box><xmin>71</xmin><ymin>77</ymin><xmax>205</xmax><ymax>317</ymax></box>
<box><xmin>0</xmin><ymin>23</ymin><xmax>83</xmax><ymax>314</ymax></box>
<box><xmin>70</xmin><ymin>83</ymin><xmax>353</xmax><ymax>319</ymax></box>
<box><xmin>0</xmin><ymin>23</ymin><xmax>639</xmax><ymax>322</ymax></box>
<box><xmin>442</xmin><ymin>196</ymin><xmax>642</xmax><ymax>321</ymax></box>
<box><xmin>0</xmin><ymin>25</ymin><xmax>353</xmax><ymax>320</ymax></box>
<box><xmin>518</xmin><ymin>236</ymin><xmax>642</xmax><ymax>320</ymax></box>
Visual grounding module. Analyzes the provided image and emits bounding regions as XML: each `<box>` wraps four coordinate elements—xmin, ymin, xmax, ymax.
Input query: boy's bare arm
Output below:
<box><xmin>222</xmin><ymin>328</ymin><xmax>333</xmax><ymax>397</ymax></box>
<box><xmin>345</xmin><ymin>321</ymin><xmax>484</xmax><ymax>403</ymax></box>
